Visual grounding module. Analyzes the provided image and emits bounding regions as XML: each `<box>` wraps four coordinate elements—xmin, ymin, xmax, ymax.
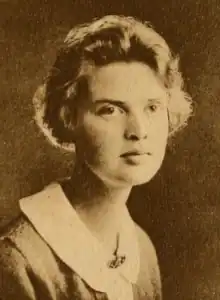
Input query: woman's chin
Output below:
<box><xmin>99</xmin><ymin>170</ymin><xmax>156</xmax><ymax>188</ymax></box>
<box><xmin>121</xmin><ymin>173</ymin><xmax>156</xmax><ymax>187</ymax></box>
<box><xmin>86</xmin><ymin>163</ymin><xmax>159</xmax><ymax>188</ymax></box>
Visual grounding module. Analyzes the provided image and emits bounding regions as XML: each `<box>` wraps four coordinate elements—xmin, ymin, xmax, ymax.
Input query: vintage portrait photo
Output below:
<box><xmin>0</xmin><ymin>1</ymin><xmax>219</xmax><ymax>299</ymax></box>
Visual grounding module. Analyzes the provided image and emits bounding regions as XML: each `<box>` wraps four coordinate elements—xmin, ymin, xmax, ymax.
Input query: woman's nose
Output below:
<box><xmin>124</xmin><ymin>114</ymin><xmax>148</xmax><ymax>141</ymax></box>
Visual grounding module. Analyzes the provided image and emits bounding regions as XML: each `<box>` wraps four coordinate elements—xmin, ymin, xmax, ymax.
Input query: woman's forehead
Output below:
<box><xmin>87</xmin><ymin>62</ymin><xmax>167</xmax><ymax>103</ymax></box>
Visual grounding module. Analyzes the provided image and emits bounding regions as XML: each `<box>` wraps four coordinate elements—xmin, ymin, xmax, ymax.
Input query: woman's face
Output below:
<box><xmin>74</xmin><ymin>61</ymin><xmax>169</xmax><ymax>187</ymax></box>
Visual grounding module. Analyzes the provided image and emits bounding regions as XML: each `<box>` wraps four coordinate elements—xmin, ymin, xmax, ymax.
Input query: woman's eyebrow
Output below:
<box><xmin>94</xmin><ymin>98</ymin><xmax>128</xmax><ymax>109</ymax></box>
<box><xmin>93</xmin><ymin>97</ymin><xmax>167</xmax><ymax>108</ymax></box>
<box><xmin>147</xmin><ymin>97</ymin><xmax>168</xmax><ymax>106</ymax></box>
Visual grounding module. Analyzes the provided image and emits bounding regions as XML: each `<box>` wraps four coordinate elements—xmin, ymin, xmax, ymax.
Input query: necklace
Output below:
<box><xmin>107</xmin><ymin>233</ymin><xmax>126</xmax><ymax>269</ymax></box>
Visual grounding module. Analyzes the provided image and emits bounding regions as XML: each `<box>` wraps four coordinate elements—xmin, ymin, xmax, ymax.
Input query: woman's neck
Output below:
<box><xmin>62</xmin><ymin>159</ymin><xmax>132</xmax><ymax>251</ymax></box>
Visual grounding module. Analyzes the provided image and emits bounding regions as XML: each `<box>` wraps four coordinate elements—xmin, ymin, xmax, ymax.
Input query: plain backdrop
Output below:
<box><xmin>1</xmin><ymin>0</ymin><xmax>220</xmax><ymax>299</ymax></box>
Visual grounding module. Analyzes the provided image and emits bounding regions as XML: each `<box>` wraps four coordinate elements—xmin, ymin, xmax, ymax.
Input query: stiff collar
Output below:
<box><xmin>19</xmin><ymin>182</ymin><xmax>140</xmax><ymax>300</ymax></box>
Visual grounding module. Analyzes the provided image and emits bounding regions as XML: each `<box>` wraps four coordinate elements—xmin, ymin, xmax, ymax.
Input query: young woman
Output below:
<box><xmin>0</xmin><ymin>15</ymin><xmax>192</xmax><ymax>300</ymax></box>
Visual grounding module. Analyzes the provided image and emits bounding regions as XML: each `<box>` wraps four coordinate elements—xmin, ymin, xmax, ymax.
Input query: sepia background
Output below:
<box><xmin>1</xmin><ymin>0</ymin><xmax>220</xmax><ymax>299</ymax></box>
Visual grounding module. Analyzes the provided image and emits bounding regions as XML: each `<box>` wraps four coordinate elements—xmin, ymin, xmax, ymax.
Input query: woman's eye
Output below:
<box><xmin>97</xmin><ymin>105</ymin><xmax>123</xmax><ymax>116</ymax></box>
<box><xmin>148</xmin><ymin>104</ymin><xmax>159</xmax><ymax>112</ymax></box>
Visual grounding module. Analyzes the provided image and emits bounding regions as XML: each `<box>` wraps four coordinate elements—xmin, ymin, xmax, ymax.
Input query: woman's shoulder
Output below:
<box><xmin>134</xmin><ymin>224</ymin><xmax>162</xmax><ymax>299</ymax></box>
<box><xmin>134</xmin><ymin>223</ymin><xmax>160</xmax><ymax>275</ymax></box>
<box><xmin>0</xmin><ymin>203</ymin><xmax>59</xmax><ymax>272</ymax></box>
<box><xmin>0</xmin><ymin>214</ymin><xmax>45</xmax><ymax>262</ymax></box>
<box><xmin>0</xmin><ymin>214</ymin><xmax>69</xmax><ymax>300</ymax></box>
<box><xmin>134</xmin><ymin>223</ymin><xmax>158</xmax><ymax>259</ymax></box>
<box><xmin>0</xmin><ymin>181</ymin><xmax>63</xmax><ymax>257</ymax></box>
<box><xmin>0</xmin><ymin>214</ymin><xmax>35</xmax><ymax>244</ymax></box>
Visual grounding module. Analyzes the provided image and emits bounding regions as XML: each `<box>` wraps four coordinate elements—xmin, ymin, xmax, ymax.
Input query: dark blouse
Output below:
<box><xmin>0</xmin><ymin>216</ymin><xmax>161</xmax><ymax>300</ymax></box>
<box><xmin>0</xmin><ymin>184</ymin><xmax>161</xmax><ymax>300</ymax></box>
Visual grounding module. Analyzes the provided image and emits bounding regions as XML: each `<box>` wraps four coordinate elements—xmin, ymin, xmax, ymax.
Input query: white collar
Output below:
<box><xmin>19</xmin><ymin>182</ymin><xmax>140</xmax><ymax>300</ymax></box>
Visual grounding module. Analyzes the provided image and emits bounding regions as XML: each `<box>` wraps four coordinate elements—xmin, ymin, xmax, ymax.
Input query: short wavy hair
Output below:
<box><xmin>33</xmin><ymin>14</ymin><xmax>193</xmax><ymax>151</ymax></box>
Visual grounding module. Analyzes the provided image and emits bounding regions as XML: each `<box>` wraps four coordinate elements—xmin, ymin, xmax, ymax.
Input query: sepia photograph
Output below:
<box><xmin>0</xmin><ymin>1</ymin><xmax>220</xmax><ymax>299</ymax></box>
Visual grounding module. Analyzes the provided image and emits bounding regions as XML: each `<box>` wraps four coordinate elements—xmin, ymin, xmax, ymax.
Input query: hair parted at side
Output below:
<box><xmin>33</xmin><ymin>14</ymin><xmax>193</xmax><ymax>151</ymax></box>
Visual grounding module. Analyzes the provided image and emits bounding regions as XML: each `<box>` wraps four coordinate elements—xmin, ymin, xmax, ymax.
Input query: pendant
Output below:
<box><xmin>107</xmin><ymin>254</ymin><xmax>126</xmax><ymax>269</ymax></box>
<box><xmin>107</xmin><ymin>233</ymin><xmax>126</xmax><ymax>268</ymax></box>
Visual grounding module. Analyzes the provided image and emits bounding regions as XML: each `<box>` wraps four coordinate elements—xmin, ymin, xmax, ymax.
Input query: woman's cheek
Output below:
<box><xmin>154</xmin><ymin>113</ymin><xmax>169</xmax><ymax>139</ymax></box>
<box><xmin>79</xmin><ymin>114</ymin><xmax>125</xmax><ymax>161</ymax></box>
<box><xmin>85</xmin><ymin>117</ymin><xmax>123</xmax><ymax>142</ymax></box>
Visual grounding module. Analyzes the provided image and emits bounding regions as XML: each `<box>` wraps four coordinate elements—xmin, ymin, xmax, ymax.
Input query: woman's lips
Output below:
<box><xmin>120</xmin><ymin>151</ymin><xmax>152</xmax><ymax>165</ymax></box>
<box><xmin>121</xmin><ymin>150</ymin><xmax>151</xmax><ymax>157</ymax></box>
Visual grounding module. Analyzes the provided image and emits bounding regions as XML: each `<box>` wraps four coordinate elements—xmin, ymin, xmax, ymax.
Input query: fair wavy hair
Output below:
<box><xmin>33</xmin><ymin>15</ymin><xmax>193</xmax><ymax>151</ymax></box>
